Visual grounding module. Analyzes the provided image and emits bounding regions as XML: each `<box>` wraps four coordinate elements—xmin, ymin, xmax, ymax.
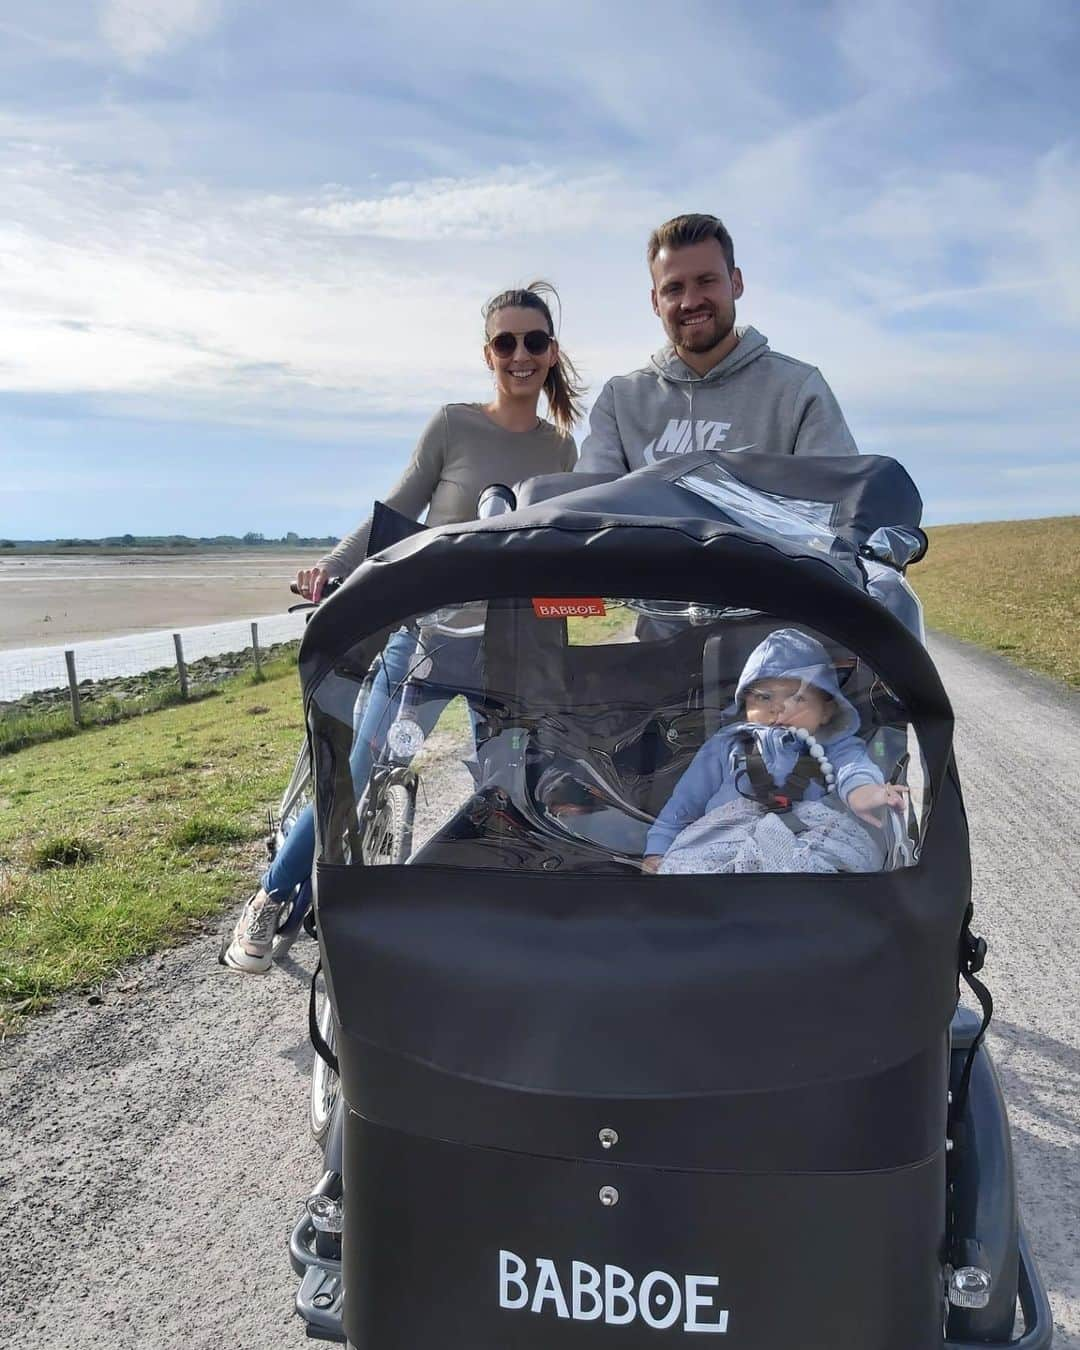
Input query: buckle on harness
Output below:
<box><xmin>962</xmin><ymin>929</ymin><xmax>987</xmax><ymax>974</ymax></box>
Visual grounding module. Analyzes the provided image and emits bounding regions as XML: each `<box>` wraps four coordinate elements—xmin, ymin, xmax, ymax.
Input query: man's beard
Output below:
<box><xmin>671</xmin><ymin>305</ymin><xmax>735</xmax><ymax>354</ymax></box>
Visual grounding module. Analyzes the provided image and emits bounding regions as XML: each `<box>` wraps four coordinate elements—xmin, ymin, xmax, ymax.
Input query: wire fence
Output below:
<box><xmin>0</xmin><ymin>610</ymin><xmax>310</xmax><ymax>714</ymax></box>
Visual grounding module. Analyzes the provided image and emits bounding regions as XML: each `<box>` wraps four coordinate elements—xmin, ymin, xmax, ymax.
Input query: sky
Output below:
<box><xmin>1</xmin><ymin>0</ymin><xmax>1078</xmax><ymax>537</ymax></box>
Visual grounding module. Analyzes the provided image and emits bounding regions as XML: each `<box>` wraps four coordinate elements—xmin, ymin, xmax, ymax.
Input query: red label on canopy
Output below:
<box><xmin>531</xmin><ymin>597</ymin><xmax>607</xmax><ymax>619</ymax></box>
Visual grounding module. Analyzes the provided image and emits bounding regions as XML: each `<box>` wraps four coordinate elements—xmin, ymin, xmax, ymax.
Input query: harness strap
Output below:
<box><xmin>738</xmin><ymin>733</ymin><xmax>826</xmax><ymax>813</ymax></box>
<box><xmin>945</xmin><ymin>906</ymin><xmax>993</xmax><ymax>1268</ymax></box>
<box><xmin>741</xmin><ymin>735</ymin><xmax>778</xmax><ymax>801</ymax></box>
<box><xmin>950</xmin><ymin>905</ymin><xmax>993</xmax><ymax>1123</ymax></box>
<box><xmin>309</xmin><ymin>959</ymin><xmax>340</xmax><ymax>1076</ymax></box>
<box><xmin>784</xmin><ymin>753</ymin><xmax>823</xmax><ymax>803</ymax></box>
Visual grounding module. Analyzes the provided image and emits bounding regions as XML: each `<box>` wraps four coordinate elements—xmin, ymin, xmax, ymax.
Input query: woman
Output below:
<box><xmin>222</xmin><ymin>282</ymin><xmax>584</xmax><ymax>972</ymax></box>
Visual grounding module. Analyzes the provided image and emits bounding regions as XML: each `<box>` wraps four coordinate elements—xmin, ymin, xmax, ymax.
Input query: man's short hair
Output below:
<box><xmin>647</xmin><ymin>214</ymin><xmax>735</xmax><ymax>273</ymax></box>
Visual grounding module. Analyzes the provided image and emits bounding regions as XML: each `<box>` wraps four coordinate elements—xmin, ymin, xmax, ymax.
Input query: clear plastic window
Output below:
<box><xmin>676</xmin><ymin>463</ymin><xmax>863</xmax><ymax>581</ymax></box>
<box><xmin>311</xmin><ymin>599</ymin><xmax>930</xmax><ymax>875</ymax></box>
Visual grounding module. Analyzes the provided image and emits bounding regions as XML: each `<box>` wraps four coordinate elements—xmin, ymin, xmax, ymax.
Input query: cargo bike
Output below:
<box><xmin>289</xmin><ymin>450</ymin><xmax>1052</xmax><ymax>1349</ymax></box>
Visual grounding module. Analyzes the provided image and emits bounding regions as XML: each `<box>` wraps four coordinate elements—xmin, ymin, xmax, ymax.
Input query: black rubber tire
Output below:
<box><xmin>360</xmin><ymin>782</ymin><xmax>412</xmax><ymax>865</ymax></box>
<box><xmin>309</xmin><ymin>970</ymin><xmax>340</xmax><ymax>1145</ymax></box>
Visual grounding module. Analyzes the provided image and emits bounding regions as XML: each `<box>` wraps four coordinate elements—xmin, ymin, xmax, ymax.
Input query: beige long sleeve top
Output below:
<box><xmin>318</xmin><ymin>403</ymin><xmax>577</xmax><ymax>578</ymax></box>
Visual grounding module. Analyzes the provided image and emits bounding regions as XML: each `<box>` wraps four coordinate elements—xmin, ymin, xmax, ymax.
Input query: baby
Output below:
<box><xmin>642</xmin><ymin>628</ymin><xmax>907</xmax><ymax>875</ymax></box>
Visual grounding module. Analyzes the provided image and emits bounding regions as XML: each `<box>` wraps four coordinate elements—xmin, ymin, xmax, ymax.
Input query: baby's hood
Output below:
<box><xmin>730</xmin><ymin>628</ymin><xmax>860</xmax><ymax>742</ymax></box>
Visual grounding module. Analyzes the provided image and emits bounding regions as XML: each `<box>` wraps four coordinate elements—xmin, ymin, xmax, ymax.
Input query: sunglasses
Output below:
<box><xmin>487</xmin><ymin>329</ymin><xmax>554</xmax><ymax>358</ymax></box>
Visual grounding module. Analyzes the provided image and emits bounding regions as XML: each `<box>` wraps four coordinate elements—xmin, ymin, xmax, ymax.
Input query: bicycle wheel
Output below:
<box><xmin>309</xmin><ymin>968</ymin><xmax>340</xmax><ymax>1145</ymax></box>
<box><xmin>360</xmin><ymin>782</ymin><xmax>413</xmax><ymax>865</ymax></box>
<box><xmin>276</xmin><ymin>741</ymin><xmax>313</xmax><ymax>841</ymax></box>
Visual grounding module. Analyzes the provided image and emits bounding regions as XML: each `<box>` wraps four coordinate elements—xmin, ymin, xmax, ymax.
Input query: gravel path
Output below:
<box><xmin>1</xmin><ymin>635</ymin><xmax>1076</xmax><ymax>1349</ymax></box>
<box><xmin>929</xmin><ymin>634</ymin><xmax>1080</xmax><ymax>1347</ymax></box>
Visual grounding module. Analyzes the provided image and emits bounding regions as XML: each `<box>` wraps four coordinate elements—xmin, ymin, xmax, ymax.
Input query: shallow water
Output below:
<box><xmin>0</xmin><ymin>550</ymin><xmax>322</xmax><ymax>701</ymax></box>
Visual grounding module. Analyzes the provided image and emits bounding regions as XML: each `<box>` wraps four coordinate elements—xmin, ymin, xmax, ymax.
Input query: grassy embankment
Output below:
<box><xmin>0</xmin><ymin>655</ymin><xmax>306</xmax><ymax>1029</ymax></box>
<box><xmin>2</xmin><ymin>682</ymin><xmax>192</xmax><ymax>757</ymax></box>
<box><xmin>917</xmin><ymin>516</ymin><xmax>1079</xmax><ymax>688</ymax></box>
<box><xmin>0</xmin><ymin>518</ymin><xmax>1075</xmax><ymax>1028</ymax></box>
<box><xmin>0</xmin><ymin>643</ymin><xmax>299</xmax><ymax>756</ymax></box>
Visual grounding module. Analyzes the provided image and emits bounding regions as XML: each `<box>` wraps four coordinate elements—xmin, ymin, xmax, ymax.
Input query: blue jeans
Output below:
<box><xmin>261</xmin><ymin>628</ymin><xmax>472</xmax><ymax>898</ymax></box>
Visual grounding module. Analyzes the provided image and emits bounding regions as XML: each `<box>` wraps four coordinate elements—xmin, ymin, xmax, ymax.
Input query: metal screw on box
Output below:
<box><xmin>599</xmin><ymin>1186</ymin><xmax>619</xmax><ymax>1207</ymax></box>
<box><xmin>598</xmin><ymin>1128</ymin><xmax>619</xmax><ymax>1150</ymax></box>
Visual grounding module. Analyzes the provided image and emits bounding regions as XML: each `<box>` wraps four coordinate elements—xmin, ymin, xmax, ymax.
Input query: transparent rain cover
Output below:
<box><xmin>676</xmin><ymin>462</ymin><xmax>854</xmax><ymax>563</ymax></box>
<box><xmin>310</xmin><ymin>598</ymin><xmax>930</xmax><ymax>876</ymax></box>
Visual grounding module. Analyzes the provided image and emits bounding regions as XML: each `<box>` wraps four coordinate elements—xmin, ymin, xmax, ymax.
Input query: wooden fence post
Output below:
<box><xmin>64</xmin><ymin>649</ymin><xmax>82</xmax><ymax>727</ymax></box>
<box><xmin>251</xmin><ymin>621</ymin><xmax>262</xmax><ymax>675</ymax></box>
<box><xmin>173</xmin><ymin>633</ymin><xmax>189</xmax><ymax>699</ymax></box>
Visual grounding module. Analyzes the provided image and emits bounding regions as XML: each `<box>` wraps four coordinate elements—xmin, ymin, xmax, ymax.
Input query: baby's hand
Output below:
<box><xmin>641</xmin><ymin>854</ymin><xmax>663</xmax><ymax>874</ymax></box>
<box><xmin>847</xmin><ymin>783</ymin><xmax>909</xmax><ymax>827</ymax></box>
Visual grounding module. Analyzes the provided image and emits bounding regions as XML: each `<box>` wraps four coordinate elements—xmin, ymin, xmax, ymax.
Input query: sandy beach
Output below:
<box><xmin>0</xmin><ymin>551</ymin><xmax>327</xmax><ymax>652</ymax></box>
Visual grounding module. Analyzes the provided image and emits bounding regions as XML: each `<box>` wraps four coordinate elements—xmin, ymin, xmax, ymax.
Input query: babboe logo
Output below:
<box><xmin>498</xmin><ymin>1250</ymin><xmax>730</xmax><ymax>1334</ymax></box>
<box><xmin>531</xmin><ymin>597</ymin><xmax>608</xmax><ymax>619</ymax></box>
<box><xmin>643</xmin><ymin>419</ymin><xmax>733</xmax><ymax>463</ymax></box>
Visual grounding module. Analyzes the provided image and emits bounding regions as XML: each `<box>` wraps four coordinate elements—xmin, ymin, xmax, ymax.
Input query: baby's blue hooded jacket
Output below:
<box><xmin>645</xmin><ymin>629</ymin><xmax>884</xmax><ymax>856</ymax></box>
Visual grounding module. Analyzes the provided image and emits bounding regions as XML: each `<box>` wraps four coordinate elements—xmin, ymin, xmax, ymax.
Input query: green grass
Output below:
<box><xmin>29</xmin><ymin>835</ymin><xmax>99</xmax><ymax>869</ymax></box>
<box><xmin>567</xmin><ymin>605</ymin><xmax>637</xmax><ymax>645</ymax></box>
<box><xmin>0</xmin><ymin>685</ymin><xmax>191</xmax><ymax>757</ymax></box>
<box><xmin>169</xmin><ymin>815</ymin><xmax>251</xmax><ymax>848</ymax></box>
<box><xmin>0</xmin><ymin>661</ymin><xmax>306</xmax><ymax>1028</ymax></box>
<box><xmin>914</xmin><ymin>516</ymin><xmax>1079</xmax><ymax>688</ymax></box>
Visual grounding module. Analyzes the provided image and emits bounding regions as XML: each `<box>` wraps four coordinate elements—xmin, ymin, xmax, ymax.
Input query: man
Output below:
<box><xmin>577</xmin><ymin>214</ymin><xmax>857</xmax><ymax>471</ymax></box>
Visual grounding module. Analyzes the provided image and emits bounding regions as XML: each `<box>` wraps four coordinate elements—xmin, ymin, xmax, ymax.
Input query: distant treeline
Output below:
<box><xmin>1</xmin><ymin>532</ymin><xmax>339</xmax><ymax>550</ymax></box>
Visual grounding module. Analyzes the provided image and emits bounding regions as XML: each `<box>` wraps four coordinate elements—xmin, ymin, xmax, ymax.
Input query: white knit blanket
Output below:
<box><xmin>658</xmin><ymin>796</ymin><xmax>884</xmax><ymax>875</ymax></box>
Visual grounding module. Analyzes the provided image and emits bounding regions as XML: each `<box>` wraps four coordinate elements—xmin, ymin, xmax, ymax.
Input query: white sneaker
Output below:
<box><xmin>219</xmin><ymin>890</ymin><xmax>284</xmax><ymax>973</ymax></box>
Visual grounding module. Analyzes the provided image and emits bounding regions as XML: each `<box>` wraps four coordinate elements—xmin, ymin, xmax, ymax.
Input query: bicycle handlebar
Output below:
<box><xmin>289</xmin><ymin>575</ymin><xmax>345</xmax><ymax>601</ymax></box>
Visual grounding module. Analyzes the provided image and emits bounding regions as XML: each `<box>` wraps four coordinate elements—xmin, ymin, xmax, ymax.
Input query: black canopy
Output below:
<box><xmin>304</xmin><ymin>454</ymin><xmax>968</xmax><ymax>1105</ymax></box>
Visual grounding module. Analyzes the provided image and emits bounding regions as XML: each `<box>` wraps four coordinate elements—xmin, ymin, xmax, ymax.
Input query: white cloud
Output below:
<box><xmin>300</xmin><ymin>169</ymin><xmax>660</xmax><ymax>242</ymax></box>
<box><xmin>831</xmin><ymin>0</ymin><xmax>954</xmax><ymax>97</ymax></box>
<box><xmin>1020</xmin><ymin>145</ymin><xmax>1080</xmax><ymax>321</ymax></box>
<box><xmin>828</xmin><ymin>148</ymin><xmax>1080</xmax><ymax>323</ymax></box>
<box><xmin>837</xmin><ymin>170</ymin><xmax>1009</xmax><ymax>258</ymax></box>
<box><xmin>98</xmin><ymin>0</ymin><xmax>220</xmax><ymax>65</ymax></box>
<box><xmin>1</xmin><ymin>29</ymin><xmax>1078</xmax><ymax>531</ymax></box>
<box><xmin>1000</xmin><ymin>462</ymin><xmax>1080</xmax><ymax>481</ymax></box>
<box><xmin>880</xmin><ymin>279</ymin><xmax>1038</xmax><ymax>316</ymax></box>
<box><xmin>0</xmin><ymin>150</ymin><xmax>663</xmax><ymax>421</ymax></box>
<box><xmin>2</xmin><ymin>135</ymin><xmax>1078</xmax><ymax>479</ymax></box>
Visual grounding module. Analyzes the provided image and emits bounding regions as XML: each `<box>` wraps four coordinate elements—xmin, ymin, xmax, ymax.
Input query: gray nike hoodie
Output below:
<box><xmin>577</xmin><ymin>326</ymin><xmax>857</xmax><ymax>473</ymax></box>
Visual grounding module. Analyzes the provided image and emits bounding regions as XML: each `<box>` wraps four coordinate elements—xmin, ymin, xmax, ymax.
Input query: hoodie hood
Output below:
<box><xmin>650</xmin><ymin>326</ymin><xmax>771</xmax><ymax>387</ymax></box>
<box><xmin>729</xmin><ymin>627</ymin><xmax>860</xmax><ymax>741</ymax></box>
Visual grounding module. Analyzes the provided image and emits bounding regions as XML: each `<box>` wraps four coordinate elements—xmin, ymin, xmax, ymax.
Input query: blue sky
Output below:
<box><xmin>1</xmin><ymin>0</ymin><xmax>1078</xmax><ymax>536</ymax></box>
